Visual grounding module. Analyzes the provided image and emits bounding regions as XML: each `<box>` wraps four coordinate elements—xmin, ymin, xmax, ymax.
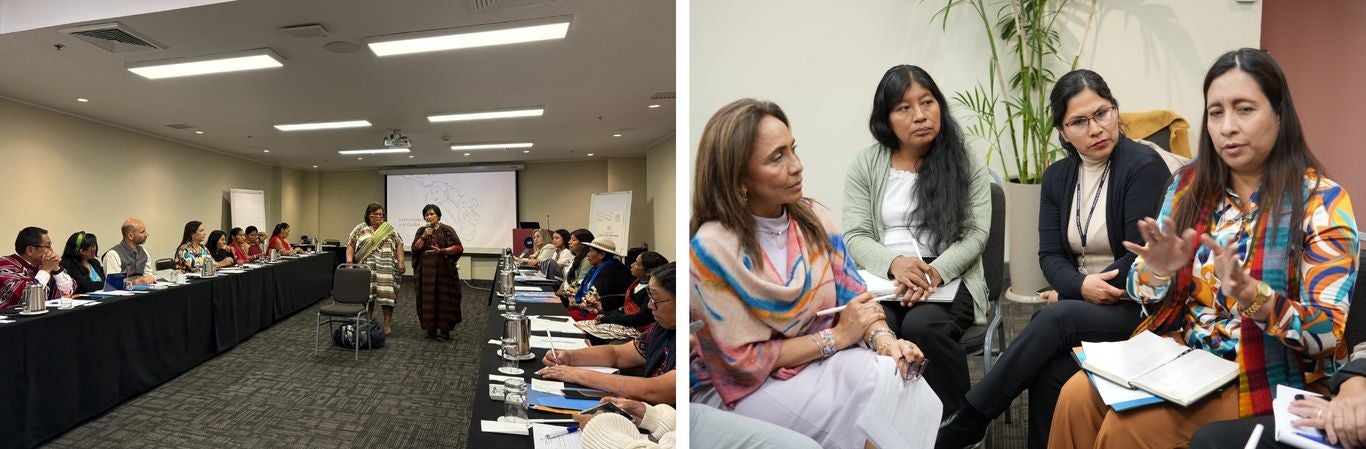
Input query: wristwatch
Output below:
<box><xmin>1239</xmin><ymin>281</ymin><xmax>1274</xmax><ymax>318</ymax></box>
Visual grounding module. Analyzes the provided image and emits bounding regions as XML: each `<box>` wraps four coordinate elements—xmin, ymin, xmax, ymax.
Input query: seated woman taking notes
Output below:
<box><xmin>689</xmin><ymin>98</ymin><xmax>928</xmax><ymax>449</ymax></box>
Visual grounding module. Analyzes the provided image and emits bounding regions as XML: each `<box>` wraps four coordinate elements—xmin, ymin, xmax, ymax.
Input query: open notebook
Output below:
<box><xmin>1078</xmin><ymin>331</ymin><xmax>1239</xmax><ymax>407</ymax></box>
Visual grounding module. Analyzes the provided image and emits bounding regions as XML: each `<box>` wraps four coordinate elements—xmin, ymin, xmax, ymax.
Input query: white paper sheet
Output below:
<box><xmin>1273</xmin><ymin>384</ymin><xmax>1341</xmax><ymax>449</ymax></box>
<box><xmin>481</xmin><ymin>420</ymin><xmax>530</xmax><ymax>436</ymax></box>
<box><xmin>515</xmin><ymin>286</ymin><xmax>541</xmax><ymax>291</ymax></box>
<box><xmin>487</xmin><ymin>337</ymin><xmax>589</xmax><ymax>350</ymax></box>
<box><xmin>579</xmin><ymin>366</ymin><xmax>619</xmax><ymax>374</ymax></box>
<box><xmin>45</xmin><ymin>299</ymin><xmax>96</xmax><ymax>307</ymax></box>
<box><xmin>856</xmin><ymin>355</ymin><xmax>943</xmax><ymax>449</ymax></box>
<box><xmin>532</xmin><ymin>379</ymin><xmax>565</xmax><ymax>395</ymax></box>
<box><xmin>530</xmin><ymin>316</ymin><xmax>585</xmax><ymax>334</ymax></box>
<box><xmin>532</xmin><ymin>423</ymin><xmax>582</xmax><ymax>449</ymax></box>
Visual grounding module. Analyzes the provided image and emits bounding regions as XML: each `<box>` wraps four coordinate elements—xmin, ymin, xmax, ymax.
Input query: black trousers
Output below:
<box><xmin>1190</xmin><ymin>416</ymin><xmax>1286</xmax><ymax>449</ymax></box>
<box><xmin>883</xmin><ymin>281</ymin><xmax>975</xmax><ymax>420</ymax></box>
<box><xmin>964</xmin><ymin>299</ymin><xmax>1147</xmax><ymax>449</ymax></box>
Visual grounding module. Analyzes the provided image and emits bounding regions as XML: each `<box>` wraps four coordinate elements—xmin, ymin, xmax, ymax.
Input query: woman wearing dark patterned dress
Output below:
<box><xmin>412</xmin><ymin>204</ymin><xmax>464</xmax><ymax>341</ymax></box>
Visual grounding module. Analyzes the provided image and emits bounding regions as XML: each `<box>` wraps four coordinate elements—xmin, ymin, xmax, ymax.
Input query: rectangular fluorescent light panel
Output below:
<box><xmin>428</xmin><ymin>108</ymin><xmax>543</xmax><ymax>123</ymax></box>
<box><xmin>369</xmin><ymin>21</ymin><xmax>570</xmax><ymax>57</ymax></box>
<box><xmin>274</xmin><ymin>120</ymin><xmax>373</xmax><ymax>131</ymax></box>
<box><xmin>338</xmin><ymin>148</ymin><xmax>411</xmax><ymax>155</ymax></box>
<box><xmin>127</xmin><ymin>50</ymin><xmax>284</xmax><ymax>79</ymax></box>
<box><xmin>449</xmin><ymin>143</ymin><xmax>534</xmax><ymax>151</ymax></box>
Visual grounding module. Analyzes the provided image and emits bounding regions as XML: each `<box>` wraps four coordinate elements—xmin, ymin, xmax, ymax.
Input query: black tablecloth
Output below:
<box><xmin>0</xmin><ymin>253</ymin><xmax>335</xmax><ymax>449</ymax></box>
<box><xmin>466</xmin><ymin>260</ymin><xmax>587</xmax><ymax>448</ymax></box>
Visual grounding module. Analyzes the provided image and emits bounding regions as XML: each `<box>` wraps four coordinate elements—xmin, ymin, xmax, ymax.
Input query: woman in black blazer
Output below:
<box><xmin>937</xmin><ymin>70</ymin><xmax>1173</xmax><ymax>449</ymax></box>
<box><xmin>60</xmin><ymin>231</ymin><xmax>107</xmax><ymax>294</ymax></box>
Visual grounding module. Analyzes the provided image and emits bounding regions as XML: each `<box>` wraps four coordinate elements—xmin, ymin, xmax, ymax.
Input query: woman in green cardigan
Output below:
<box><xmin>843</xmin><ymin>64</ymin><xmax>992</xmax><ymax>419</ymax></box>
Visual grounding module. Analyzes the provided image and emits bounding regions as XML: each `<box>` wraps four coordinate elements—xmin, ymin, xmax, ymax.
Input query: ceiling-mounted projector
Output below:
<box><xmin>383</xmin><ymin>129</ymin><xmax>411</xmax><ymax>148</ymax></box>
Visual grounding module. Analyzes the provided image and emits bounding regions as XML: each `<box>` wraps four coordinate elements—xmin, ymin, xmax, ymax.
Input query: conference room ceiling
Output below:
<box><xmin>0</xmin><ymin>0</ymin><xmax>675</xmax><ymax>170</ymax></box>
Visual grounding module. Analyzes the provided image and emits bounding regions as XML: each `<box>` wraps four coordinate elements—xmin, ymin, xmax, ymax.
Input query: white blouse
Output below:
<box><xmin>754</xmin><ymin>211</ymin><xmax>790</xmax><ymax>274</ymax></box>
<box><xmin>880</xmin><ymin>168</ymin><xmax>938</xmax><ymax>258</ymax></box>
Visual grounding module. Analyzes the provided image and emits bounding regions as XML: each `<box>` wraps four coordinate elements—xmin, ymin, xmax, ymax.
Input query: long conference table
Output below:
<box><xmin>0</xmin><ymin>252</ymin><xmax>336</xmax><ymax>449</ymax></box>
<box><xmin>466</xmin><ymin>262</ymin><xmax>590</xmax><ymax>448</ymax></box>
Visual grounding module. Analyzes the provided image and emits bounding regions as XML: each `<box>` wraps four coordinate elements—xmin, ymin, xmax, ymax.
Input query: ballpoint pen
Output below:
<box><xmin>544</xmin><ymin>426</ymin><xmax>579</xmax><ymax>440</ymax></box>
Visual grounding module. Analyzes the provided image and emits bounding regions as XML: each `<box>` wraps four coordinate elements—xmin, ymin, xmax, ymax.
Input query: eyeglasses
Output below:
<box><xmin>647</xmin><ymin>287</ymin><xmax>672</xmax><ymax>306</ymax></box>
<box><xmin>1063</xmin><ymin>106</ymin><xmax>1118</xmax><ymax>134</ymax></box>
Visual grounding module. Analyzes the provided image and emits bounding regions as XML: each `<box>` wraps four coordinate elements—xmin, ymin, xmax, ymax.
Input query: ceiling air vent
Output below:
<box><xmin>466</xmin><ymin>0</ymin><xmax>560</xmax><ymax>14</ymax></box>
<box><xmin>649</xmin><ymin>91</ymin><xmax>675</xmax><ymax>101</ymax></box>
<box><xmin>59</xmin><ymin>22</ymin><xmax>165</xmax><ymax>54</ymax></box>
<box><xmin>164</xmin><ymin>123</ymin><xmax>195</xmax><ymax>130</ymax></box>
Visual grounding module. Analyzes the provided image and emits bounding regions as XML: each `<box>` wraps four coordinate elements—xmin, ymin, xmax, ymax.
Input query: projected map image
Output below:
<box><xmin>386</xmin><ymin>171</ymin><xmax>517</xmax><ymax>252</ymax></box>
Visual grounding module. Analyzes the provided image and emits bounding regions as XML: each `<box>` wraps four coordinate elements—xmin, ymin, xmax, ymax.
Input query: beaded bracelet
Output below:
<box><xmin>864</xmin><ymin>327</ymin><xmax>895</xmax><ymax>348</ymax></box>
<box><xmin>810</xmin><ymin>329</ymin><xmax>838</xmax><ymax>358</ymax></box>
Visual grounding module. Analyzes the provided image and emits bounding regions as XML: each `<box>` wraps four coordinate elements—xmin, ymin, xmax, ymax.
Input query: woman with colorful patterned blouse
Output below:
<box><xmin>1049</xmin><ymin>48</ymin><xmax>1359</xmax><ymax>449</ymax></box>
<box><xmin>174</xmin><ymin>220</ymin><xmax>213</xmax><ymax>273</ymax></box>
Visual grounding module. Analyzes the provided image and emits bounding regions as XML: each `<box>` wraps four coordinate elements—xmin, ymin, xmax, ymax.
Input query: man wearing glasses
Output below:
<box><xmin>0</xmin><ymin>227</ymin><xmax>72</xmax><ymax>310</ymax></box>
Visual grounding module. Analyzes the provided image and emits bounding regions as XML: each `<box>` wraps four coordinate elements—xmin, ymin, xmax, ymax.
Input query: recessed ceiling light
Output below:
<box><xmin>195</xmin><ymin>130</ymin><xmax>204</xmax><ymax>134</ymax></box>
<box><xmin>464</xmin><ymin>153</ymin><xmax>471</xmax><ymax>157</ymax></box>
<box><xmin>408</xmin><ymin>155</ymin><xmax>415</xmax><ymax>158</ymax></box>
<box><xmin>522</xmin><ymin>150</ymin><xmax>530</xmax><ymax>153</ymax></box>
<box><xmin>338</xmin><ymin>148</ymin><xmax>411</xmax><ymax>155</ymax></box>
<box><xmin>647</xmin><ymin>104</ymin><xmax>660</xmax><ymax>109</ymax></box>
<box><xmin>76</xmin><ymin>98</ymin><xmax>89</xmax><ymax>102</ymax></box>
<box><xmin>274</xmin><ymin>120</ymin><xmax>372</xmax><ymax>131</ymax></box>
<box><xmin>263</xmin><ymin>149</ymin><xmax>270</xmax><ymax>153</ymax></box>
<box><xmin>428</xmin><ymin>108</ymin><xmax>543</xmax><ymax>123</ymax></box>
<box><xmin>449</xmin><ymin>142</ymin><xmax>534</xmax><ymax>151</ymax></box>
<box><xmin>367</xmin><ymin>19</ymin><xmax>571</xmax><ymax>57</ymax></box>
<box><xmin>357</xmin><ymin>157</ymin><xmax>364</xmax><ymax>160</ymax></box>
<box><xmin>126</xmin><ymin>49</ymin><xmax>285</xmax><ymax>79</ymax></box>
<box><xmin>587</xmin><ymin>153</ymin><xmax>595</xmax><ymax>157</ymax></box>
<box><xmin>312</xmin><ymin>165</ymin><xmax>319</xmax><ymax>168</ymax></box>
<box><xmin>612</xmin><ymin>133</ymin><xmax>622</xmax><ymax>137</ymax></box>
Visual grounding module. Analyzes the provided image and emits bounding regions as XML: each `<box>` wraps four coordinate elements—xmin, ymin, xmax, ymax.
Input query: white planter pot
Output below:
<box><xmin>1003</xmin><ymin>181</ymin><xmax>1048</xmax><ymax>298</ymax></box>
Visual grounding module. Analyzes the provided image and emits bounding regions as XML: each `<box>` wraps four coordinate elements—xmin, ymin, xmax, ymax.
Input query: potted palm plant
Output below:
<box><xmin>933</xmin><ymin>0</ymin><xmax>1097</xmax><ymax>298</ymax></box>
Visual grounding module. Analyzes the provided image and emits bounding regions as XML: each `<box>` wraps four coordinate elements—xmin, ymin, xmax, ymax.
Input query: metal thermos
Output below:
<box><xmin>23</xmin><ymin>284</ymin><xmax>45</xmax><ymax>313</ymax></box>
<box><xmin>202</xmin><ymin>256</ymin><xmax>216</xmax><ymax>276</ymax></box>
<box><xmin>502</xmin><ymin>311</ymin><xmax>532</xmax><ymax>358</ymax></box>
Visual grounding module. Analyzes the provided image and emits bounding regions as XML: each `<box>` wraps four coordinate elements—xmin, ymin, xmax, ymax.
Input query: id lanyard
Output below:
<box><xmin>1074</xmin><ymin>160</ymin><xmax>1111</xmax><ymax>274</ymax></box>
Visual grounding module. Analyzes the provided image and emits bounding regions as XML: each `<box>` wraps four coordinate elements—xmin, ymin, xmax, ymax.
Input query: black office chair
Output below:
<box><xmin>959</xmin><ymin>182</ymin><xmax>1007</xmax><ymax>373</ymax></box>
<box><xmin>155</xmin><ymin>258</ymin><xmax>175</xmax><ymax>271</ymax></box>
<box><xmin>314</xmin><ymin>263</ymin><xmax>373</xmax><ymax>360</ymax></box>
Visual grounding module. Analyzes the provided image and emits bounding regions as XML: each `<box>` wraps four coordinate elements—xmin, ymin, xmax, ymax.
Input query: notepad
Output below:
<box><xmin>857</xmin><ymin>269</ymin><xmax>961</xmax><ymax>303</ymax></box>
<box><xmin>1073</xmin><ymin>347</ymin><xmax>1164</xmax><ymax>411</ymax></box>
<box><xmin>1273</xmin><ymin>384</ymin><xmax>1343</xmax><ymax>448</ymax></box>
<box><xmin>1078</xmin><ymin>331</ymin><xmax>1238</xmax><ymax>407</ymax></box>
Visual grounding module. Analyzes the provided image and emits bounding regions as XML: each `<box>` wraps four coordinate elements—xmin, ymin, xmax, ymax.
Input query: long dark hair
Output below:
<box><xmin>868</xmin><ymin>65</ymin><xmax>971</xmax><ymax>253</ymax></box>
<box><xmin>554</xmin><ymin>229</ymin><xmax>571</xmax><ymax>249</ymax></box>
<box><xmin>271</xmin><ymin>222</ymin><xmax>289</xmax><ymax>238</ymax></box>
<box><xmin>180</xmin><ymin>221</ymin><xmax>202</xmax><ymax>246</ymax></box>
<box><xmin>60</xmin><ymin>231</ymin><xmax>97</xmax><ymax>276</ymax></box>
<box><xmin>634</xmin><ymin>251</ymin><xmax>668</xmax><ymax>278</ymax></box>
<box><xmin>207</xmin><ymin>230</ymin><xmax>227</xmax><ymax>250</ymax></box>
<box><xmin>568</xmin><ymin>228</ymin><xmax>596</xmax><ymax>280</ymax></box>
<box><xmin>1050</xmin><ymin>69</ymin><xmax>1120</xmax><ymax>155</ymax></box>
<box><xmin>1171</xmin><ymin>48</ymin><xmax>1322</xmax><ymax>247</ymax></box>
<box><xmin>691</xmin><ymin>98</ymin><xmax>829</xmax><ymax>269</ymax></box>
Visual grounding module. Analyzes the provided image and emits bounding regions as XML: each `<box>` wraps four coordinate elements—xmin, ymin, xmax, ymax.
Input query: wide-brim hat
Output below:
<box><xmin>583</xmin><ymin>239</ymin><xmax>623</xmax><ymax>258</ymax></box>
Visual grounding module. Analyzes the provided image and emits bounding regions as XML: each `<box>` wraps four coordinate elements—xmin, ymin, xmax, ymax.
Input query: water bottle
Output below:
<box><xmin>502</xmin><ymin>378</ymin><xmax>529</xmax><ymax>424</ymax></box>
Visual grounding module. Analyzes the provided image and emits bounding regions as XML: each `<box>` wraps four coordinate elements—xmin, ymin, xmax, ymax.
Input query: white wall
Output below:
<box><xmin>690</xmin><ymin>0</ymin><xmax>1261</xmax><ymax>216</ymax></box>
<box><xmin>646</xmin><ymin>134</ymin><xmax>676</xmax><ymax>261</ymax></box>
<box><xmin>0</xmin><ymin>96</ymin><xmax>293</xmax><ymax>261</ymax></box>
<box><xmin>316</xmin><ymin>156</ymin><xmax>664</xmax><ymax>280</ymax></box>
